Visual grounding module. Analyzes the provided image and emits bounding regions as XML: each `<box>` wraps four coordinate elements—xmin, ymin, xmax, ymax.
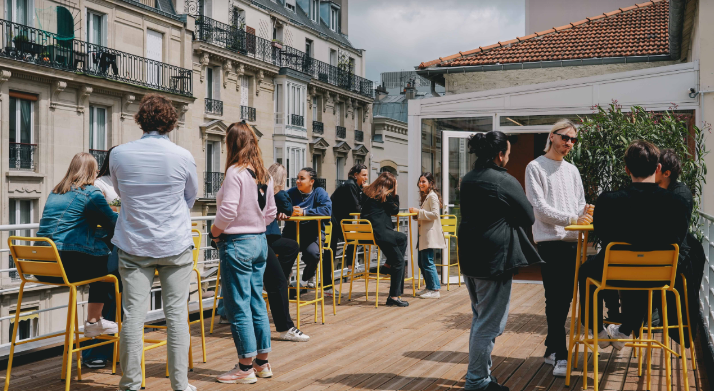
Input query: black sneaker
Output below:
<box><xmin>386</xmin><ymin>297</ymin><xmax>409</xmax><ymax>307</ymax></box>
<box><xmin>84</xmin><ymin>359</ymin><xmax>106</xmax><ymax>368</ymax></box>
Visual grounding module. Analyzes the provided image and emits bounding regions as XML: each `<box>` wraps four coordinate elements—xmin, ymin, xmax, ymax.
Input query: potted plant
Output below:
<box><xmin>271</xmin><ymin>39</ymin><xmax>283</xmax><ymax>49</ymax></box>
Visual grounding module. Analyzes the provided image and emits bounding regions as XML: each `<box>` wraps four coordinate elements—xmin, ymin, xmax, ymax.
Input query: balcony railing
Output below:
<box><xmin>697</xmin><ymin>212</ymin><xmax>714</xmax><ymax>351</ymax></box>
<box><xmin>336</xmin><ymin>126</ymin><xmax>346</xmax><ymax>139</ymax></box>
<box><xmin>313</xmin><ymin>121</ymin><xmax>324</xmax><ymax>134</ymax></box>
<box><xmin>194</xmin><ymin>15</ymin><xmax>246</xmax><ymax>53</ymax></box>
<box><xmin>9</xmin><ymin>143</ymin><xmax>36</xmax><ymax>170</ymax></box>
<box><xmin>289</xmin><ymin>177</ymin><xmax>326</xmax><ymax>189</ymax></box>
<box><xmin>355</xmin><ymin>130</ymin><xmax>364</xmax><ymax>142</ymax></box>
<box><xmin>205</xmin><ymin>98</ymin><xmax>223</xmax><ymax>115</ymax></box>
<box><xmin>241</xmin><ymin>106</ymin><xmax>256</xmax><ymax>122</ymax></box>
<box><xmin>90</xmin><ymin>149</ymin><xmax>108</xmax><ymax>168</ymax></box>
<box><xmin>204</xmin><ymin>171</ymin><xmax>224</xmax><ymax>198</ymax></box>
<box><xmin>290</xmin><ymin>114</ymin><xmax>304</xmax><ymax>127</ymax></box>
<box><xmin>0</xmin><ymin>19</ymin><xmax>193</xmax><ymax>96</ymax></box>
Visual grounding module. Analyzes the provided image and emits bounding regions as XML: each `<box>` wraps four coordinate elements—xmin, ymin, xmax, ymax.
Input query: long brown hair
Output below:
<box><xmin>418</xmin><ymin>172</ymin><xmax>443</xmax><ymax>207</ymax></box>
<box><xmin>225</xmin><ymin>122</ymin><xmax>269</xmax><ymax>184</ymax></box>
<box><xmin>53</xmin><ymin>152</ymin><xmax>98</xmax><ymax>194</ymax></box>
<box><xmin>363</xmin><ymin>172</ymin><xmax>396</xmax><ymax>202</ymax></box>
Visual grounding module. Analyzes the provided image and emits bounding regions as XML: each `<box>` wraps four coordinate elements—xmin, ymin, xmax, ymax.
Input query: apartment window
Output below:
<box><xmin>9</xmin><ymin>95</ymin><xmax>35</xmax><ymax>170</ymax></box>
<box><xmin>329</xmin><ymin>49</ymin><xmax>337</xmax><ymax>67</ymax></box>
<box><xmin>286</xmin><ymin>146</ymin><xmax>305</xmax><ymax>179</ymax></box>
<box><xmin>330</xmin><ymin>7</ymin><xmax>338</xmax><ymax>32</ymax></box>
<box><xmin>5</xmin><ymin>0</ymin><xmax>32</xmax><ymax>25</ymax></box>
<box><xmin>348</xmin><ymin>57</ymin><xmax>355</xmax><ymax>73</ymax></box>
<box><xmin>231</xmin><ymin>6</ymin><xmax>245</xmax><ymax>29</ymax></box>
<box><xmin>354</xmin><ymin>158</ymin><xmax>363</xmax><ymax>166</ymax></box>
<box><xmin>8</xmin><ymin>199</ymin><xmax>33</xmax><ymax>280</ymax></box>
<box><xmin>206</xmin><ymin>67</ymin><xmax>220</xmax><ymax>100</ymax></box>
<box><xmin>305</xmin><ymin>39</ymin><xmax>313</xmax><ymax>57</ymax></box>
<box><xmin>86</xmin><ymin>10</ymin><xmax>107</xmax><ymax>46</ymax></box>
<box><xmin>274</xmin><ymin>84</ymin><xmax>283</xmax><ymax>124</ymax></box>
<box><xmin>8</xmin><ymin>308</ymin><xmax>38</xmax><ymax>342</ymax></box>
<box><xmin>206</xmin><ymin>141</ymin><xmax>220</xmax><ymax>173</ymax></box>
<box><xmin>335</xmin><ymin>102</ymin><xmax>343</xmax><ymax>126</ymax></box>
<box><xmin>313</xmin><ymin>154</ymin><xmax>321</xmax><ymax>176</ymax></box>
<box><xmin>310</xmin><ymin>0</ymin><xmax>318</xmax><ymax>22</ymax></box>
<box><xmin>336</xmin><ymin>157</ymin><xmax>345</xmax><ymax>179</ymax></box>
<box><xmin>150</xmin><ymin>291</ymin><xmax>162</xmax><ymax>311</ymax></box>
<box><xmin>285</xmin><ymin>0</ymin><xmax>295</xmax><ymax>12</ymax></box>
<box><xmin>89</xmin><ymin>106</ymin><xmax>107</xmax><ymax>151</ymax></box>
<box><xmin>356</xmin><ymin>108</ymin><xmax>362</xmax><ymax>130</ymax></box>
<box><xmin>272</xmin><ymin>21</ymin><xmax>283</xmax><ymax>42</ymax></box>
<box><xmin>312</xmin><ymin>96</ymin><xmax>318</xmax><ymax>121</ymax></box>
<box><xmin>275</xmin><ymin>147</ymin><xmax>283</xmax><ymax>166</ymax></box>
<box><xmin>286</xmin><ymin>82</ymin><xmax>306</xmax><ymax>127</ymax></box>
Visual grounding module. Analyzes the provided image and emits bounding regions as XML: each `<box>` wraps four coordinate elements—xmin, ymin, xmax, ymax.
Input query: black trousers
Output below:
<box><xmin>377</xmin><ymin>231</ymin><xmax>408</xmax><ymax>298</ymax></box>
<box><xmin>330</xmin><ymin>228</ymin><xmax>356</xmax><ymax>267</ymax></box>
<box><xmin>579</xmin><ymin>255</ymin><xmax>648</xmax><ymax>335</ymax></box>
<box><xmin>538</xmin><ymin>241</ymin><xmax>577</xmax><ymax>360</ymax></box>
<box><xmin>263</xmin><ymin>241</ymin><xmax>297</xmax><ymax>332</ymax></box>
<box><xmin>36</xmin><ymin>250</ymin><xmax>117</xmax><ymax>305</ymax></box>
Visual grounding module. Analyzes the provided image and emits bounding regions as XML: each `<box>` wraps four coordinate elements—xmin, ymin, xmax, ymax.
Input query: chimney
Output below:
<box><xmin>375</xmin><ymin>85</ymin><xmax>388</xmax><ymax>101</ymax></box>
<box><xmin>404</xmin><ymin>82</ymin><xmax>416</xmax><ymax>100</ymax></box>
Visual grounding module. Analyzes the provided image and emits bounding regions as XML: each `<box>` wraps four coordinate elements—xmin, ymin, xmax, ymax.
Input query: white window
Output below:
<box><xmin>5</xmin><ymin>0</ymin><xmax>33</xmax><ymax>25</ymax></box>
<box><xmin>286</xmin><ymin>146</ymin><xmax>305</xmax><ymax>179</ymax></box>
<box><xmin>146</xmin><ymin>29</ymin><xmax>163</xmax><ymax>86</ymax></box>
<box><xmin>355</xmin><ymin>158</ymin><xmax>363</xmax><ymax>166</ymax></box>
<box><xmin>89</xmin><ymin>105</ymin><xmax>107</xmax><ymax>153</ymax></box>
<box><xmin>330</xmin><ymin>7</ymin><xmax>338</xmax><ymax>32</ymax></box>
<box><xmin>150</xmin><ymin>291</ymin><xmax>162</xmax><ymax>311</ymax></box>
<box><xmin>9</xmin><ymin>308</ymin><xmax>38</xmax><ymax>342</ymax></box>
<box><xmin>241</xmin><ymin>76</ymin><xmax>249</xmax><ymax>107</ymax></box>
<box><xmin>275</xmin><ymin>147</ymin><xmax>283</xmax><ymax>166</ymax></box>
<box><xmin>206</xmin><ymin>67</ymin><xmax>220</xmax><ymax>100</ymax></box>
<box><xmin>305</xmin><ymin>39</ymin><xmax>312</xmax><ymax>57</ymax></box>
<box><xmin>205</xmin><ymin>141</ymin><xmax>220</xmax><ymax>173</ymax></box>
<box><xmin>312</xmin><ymin>154</ymin><xmax>320</xmax><ymax>175</ymax></box>
<box><xmin>86</xmin><ymin>10</ymin><xmax>106</xmax><ymax>46</ymax></box>
<box><xmin>310</xmin><ymin>0</ymin><xmax>318</xmax><ymax>23</ymax></box>
<box><xmin>336</xmin><ymin>157</ymin><xmax>345</xmax><ymax>179</ymax></box>
<box><xmin>312</xmin><ymin>96</ymin><xmax>318</xmax><ymax>121</ymax></box>
<box><xmin>9</xmin><ymin>95</ymin><xmax>34</xmax><ymax>170</ymax></box>
<box><xmin>8</xmin><ymin>199</ymin><xmax>34</xmax><ymax>280</ymax></box>
<box><xmin>335</xmin><ymin>102</ymin><xmax>342</xmax><ymax>126</ymax></box>
<box><xmin>274</xmin><ymin>83</ymin><xmax>283</xmax><ymax>124</ymax></box>
<box><xmin>329</xmin><ymin>49</ymin><xmax>337</xmax><ymax>66</ymax></box>
<box><xmin>285</xmin><ymin>0</ymin><xmax>295</xmax><ymax>12</ymax></box>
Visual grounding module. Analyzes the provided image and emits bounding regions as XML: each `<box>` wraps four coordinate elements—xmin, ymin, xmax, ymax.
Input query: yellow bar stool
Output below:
<box><xmin>140</xmin><ymin>229</ymin><xmax>207</xmax><ymax>388</ymax></box>
<box><xmin>4</xmin><ymin>237</ymin><xmax>121</xmax><ymax>391</ymax></box>
<box><xmin>435</xmin><ymin>215</ymin><xmax>461</xmax><ymax>291</ymax></box>
<box><xmin>581</xmin><ymin>242</ymin><xmax>688</xmax><ymax>391</ymax></box>
<box><xmin>322</xmin><ymin>221</ymin><xmax>337</xmax><ymax>315</ymax></box>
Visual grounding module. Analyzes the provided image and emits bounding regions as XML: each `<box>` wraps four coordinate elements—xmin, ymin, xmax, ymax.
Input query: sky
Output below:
<box><xmin>348</xmin><ymin>0</ymin><xmax>525</xmax><ymax>82</ymax></box>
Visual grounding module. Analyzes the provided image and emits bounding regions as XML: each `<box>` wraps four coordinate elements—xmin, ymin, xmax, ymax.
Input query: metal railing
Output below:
<box><xmin>290</xmin><ymin>114</ymin><xmax>304</xmax><ymax>127</ymax></box>
<box><xmin>9</xmin><ymin>143</ymin><xmax>36</xmax><ymax>170</ymax></box>
<box><xmin>697</xmin><ymin>212</ymin><xmax>714</xmax><ymax>351</ymax></box>
<box><xmin>355</xmin><ymin>130</ymin><xmax>364</xmax><ymax>142</ymax></box>
<box><xmin>194</xmin><ymin>15</ymin><xmax>245</xmax><ymax>53</ymax></box>
<box><xmin>0</xmin><ymin>19</ymin><xmax>193</xmax><ymax>96</ymax></box>
<box><xmin>204</xmin><ymin>171</ymin><xmax>224</xmax><ymax>198</ymax></box>
<box><xmin>289</xmin><ymin>177</ymin><xmax>326</xmax><ymax>189</ymax></box>
<box><xmin>313</xmin><ymin>121</ymin><xmax>324</xmax><ymax>134</ymax></box>
<box><xmin>204</xmin><ymin>98</ymin><xmax>223</xmax><ymax>115</ymax></box>
<box><xmin>336</xmin><ymin>126</ymin><xmax>346</xmax><ymax>139</ymax></box>
<box><xmin>90</xmin><ymin>149</ymin><xmax>108</xmax><ymax>168</ymax></box>
<box><xmin>241</xmin><ymin>105</ymin><xmax>256</xmax><ymax>121</ymax></box>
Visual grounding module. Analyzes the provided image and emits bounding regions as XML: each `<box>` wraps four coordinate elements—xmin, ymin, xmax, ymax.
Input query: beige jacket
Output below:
<box><xmin>417</xmin><ymin>191</ymin><xmax>447</xmax><ymax>250</ymax></box>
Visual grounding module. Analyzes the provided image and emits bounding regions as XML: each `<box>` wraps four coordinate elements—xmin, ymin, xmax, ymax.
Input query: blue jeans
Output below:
<box><xmin>218</xmin><ymin>233</ymin><xmax>271</xmax><ymax>359</ymax></box>
<box><xmin>418</xmin><ymin>249</ymin><xmax>441</xmax><ymax>290</ymax></box>
<box><xmin>464</xmin><ymin>277</ymin><xmax>512</xmax><ymax>390</ymax></box>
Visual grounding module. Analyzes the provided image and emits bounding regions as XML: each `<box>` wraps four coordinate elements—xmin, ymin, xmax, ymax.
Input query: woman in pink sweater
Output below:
<box><xmin>209</xmin><ymin>122</ymin><xmax>277</xmax><ymax>384</ymax></box>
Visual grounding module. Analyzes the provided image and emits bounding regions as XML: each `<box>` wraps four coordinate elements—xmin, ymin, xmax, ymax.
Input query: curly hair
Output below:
<box><xmin>134</xmin><ymin>93</ymin><xmax>178</xmax><ymax>134</ymax></box>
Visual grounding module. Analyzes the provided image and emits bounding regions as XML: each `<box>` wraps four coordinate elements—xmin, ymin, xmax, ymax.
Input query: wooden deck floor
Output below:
<box><xmin>1</xmin><ymin>282</ymin><xmax>708</xmax><ymax>390</ymax></box>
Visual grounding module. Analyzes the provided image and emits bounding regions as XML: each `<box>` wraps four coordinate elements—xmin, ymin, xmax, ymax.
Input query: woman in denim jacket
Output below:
<box><xmin>36</xmin><ymin>152</ymin><xmax>119</xmax><ymax>338</ymax></box>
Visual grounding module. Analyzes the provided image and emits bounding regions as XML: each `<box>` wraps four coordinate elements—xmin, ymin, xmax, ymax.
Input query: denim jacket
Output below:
<box><xmin>36</xmin><ymin>185</ymin><xmax>118</xmax><ymax>256</ymax></box>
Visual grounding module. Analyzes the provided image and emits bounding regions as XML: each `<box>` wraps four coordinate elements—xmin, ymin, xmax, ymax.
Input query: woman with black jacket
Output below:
<box><xmin>360</xmin><ymin>171</ymin><xmax>409</xmax><ymax>307</ymax></box>
<box><xmin>458</xmin><ymin>131</ymin><xmax>541</xmax><ymax>391</ymax></box>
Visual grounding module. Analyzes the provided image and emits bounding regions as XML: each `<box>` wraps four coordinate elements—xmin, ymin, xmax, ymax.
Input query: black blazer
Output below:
<box><xmin>360</xmin><ymin>193</ymin><xmax>401</xmax><ymax>246</ymax></box>
<box><xmin>458</xmin><ymin>160</ymin><xmax>542</xmax><ymax>280</ymax></box>
<box><xmin>331</xmin><ymin>178</ymin><xmax>362</xmax><ymax>230</ymax></box>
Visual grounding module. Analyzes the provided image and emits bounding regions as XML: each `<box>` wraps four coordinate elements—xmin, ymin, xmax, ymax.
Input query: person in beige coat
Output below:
<box><xmin>409</xmin><ymin>172</ymin><xmax>446</xmax><ymax>299</ymax></box>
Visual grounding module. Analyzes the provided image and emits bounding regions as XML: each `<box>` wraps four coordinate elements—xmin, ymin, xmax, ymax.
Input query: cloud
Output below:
<box><xmin>348</xmin><ymin>0</ymin><xmax>525</xmax><ymax>81</ymax></box>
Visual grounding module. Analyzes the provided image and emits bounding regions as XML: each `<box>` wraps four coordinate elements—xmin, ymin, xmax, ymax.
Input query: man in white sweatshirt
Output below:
<box><xmin>525</xmin><ymin>119</ymin><xmax>592</xmax><ymax>377</ymax></box>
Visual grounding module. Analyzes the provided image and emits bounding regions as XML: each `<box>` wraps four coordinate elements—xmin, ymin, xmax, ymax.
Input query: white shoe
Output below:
<box><xmin>416</xmin><ymin>288</ymin><xmax>430</xmax><ymax>296</ymax></box>
<box><xmin>552</xmin><ymin>360</ymin><xmax>568</xmax><ymax>377</ymax></box>
<box><xmin>544</xmin><ymin>352</ymin><xmax>556</xmax><ymax>366</ymax></box>
<box><xmin>419</xmin><ymin>290</ymin><xmax>440</xmax><ymax>299</ymax></box>
<box><xmin>597</xmin><ymin>329</ymin><xmax>612</xmax><ymax>349</ymax></box>
<box><xmin>354</xmin><ymin>264</ymin><xmax>365</xmax><ymax>273</ymax></box>
<box><xmin>185</xmin><ymin>385</ymin><xmax>197</xmax><ymax>391</ymax></box>
<box><xmin>84</xmin><ymin>318</ymin><xmax>118</xmax><ymax>338</ymax></box>
<box><xmin>606</xmin><ymin>324</ymin><xmax>628</xmax><ymax>351</ymax></box>
<box><xmin>307</xmin><ymin>276</ymin><xmax>317</xmax><ymax>288</ymax></box>
<box><xmin>279</xmin><ymin>327</ymin><xmax>310</xmax><ymax>342</ymax></box>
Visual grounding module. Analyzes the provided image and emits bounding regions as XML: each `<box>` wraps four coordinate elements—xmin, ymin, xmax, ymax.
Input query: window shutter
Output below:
<box><xmin>101</xmin><ymin>13</ymin><xmax>108</xmax><ymax>46</ymax></box>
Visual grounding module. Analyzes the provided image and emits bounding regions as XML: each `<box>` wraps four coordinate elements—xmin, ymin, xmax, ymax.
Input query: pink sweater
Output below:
<box><xmin>213</xmin><ymin>166</ymin><xmax>277</xmax><ymax>234</ymax></box>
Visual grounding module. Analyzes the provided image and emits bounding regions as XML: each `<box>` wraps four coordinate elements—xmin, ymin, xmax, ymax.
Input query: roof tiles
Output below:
<box><xmin>418</xmin><ymin>0</ymin><xmax>668</xmax><ymax>69</ymax></box>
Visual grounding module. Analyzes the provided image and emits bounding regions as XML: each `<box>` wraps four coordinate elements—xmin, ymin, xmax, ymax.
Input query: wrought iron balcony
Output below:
<box><xmin>336</xmin><ymin>126</ymin><xmax>346</xmax><ymax>139</ymax></box>
<box><xmin>204</xmin><ymin>171</ymin><xmax>224</xmax><ymax>199</ymax></box>
<box><xmin>0</xmin><ymin>19</ymin><xmax>193</xmax><ymax>96</ymax></box>
<box><xmin>290</xmin><ymin>114</ymin><xmax>304</xmax><ymax>127</ymax></box>
<box><xmin>90</xmin><ymin>149</ymin><xmax>108</xmax><ymax>168</ymax></box>
<box><xmin>313</xmin><ymin>121</ymin><xmax>324</xmax><ymax>134</ymax></box>
<box><xmin>9</xmin><ymin>143</ymin><xmax>36</xmax><ymax>170</ymax></box>
<box><xmin>241</xmin><ymin>106</ymin><xmax>256</xmax><ymax>122</ymax></box>
<box><xmin>205</xmin><ymin>98</ymin><xmax>223</xmax><ymax>115</ymax></box>
<box><xmin>355</xmin><ymin>130</ymin><xmax>364</xmax><ymax>142</ymax></box>
<box><xmin>290</xmin><ymin>177</ymin><xmax>326</xmax><ymax>189</ymax></box>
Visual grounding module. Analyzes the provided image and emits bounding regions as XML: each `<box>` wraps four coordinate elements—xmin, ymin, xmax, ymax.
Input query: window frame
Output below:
<box><xmin>89</xmin><ymin>105</ymin><xmax>107</xmax><ymax>151</ymax></box>
<box><xmin>86</xmin><ymin>9</ymin><xmax>107</xmax><ymax>46</ymax></box>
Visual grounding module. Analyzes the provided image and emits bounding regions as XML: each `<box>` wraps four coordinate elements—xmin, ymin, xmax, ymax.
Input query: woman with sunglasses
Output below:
<box><xmin>525</xmin><ymin>119</ymin><xmax>593</xmax><ymax>378</ymax></box>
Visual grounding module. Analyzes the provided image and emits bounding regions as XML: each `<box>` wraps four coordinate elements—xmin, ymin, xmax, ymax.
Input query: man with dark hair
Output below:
<box><xmin>657</xmin><ymin>148</ymin><xmax>693</xmax><ymax>216</ymax></box>
<box><xmin>578</xmin><ymin>140</ymin><xmax>689</xmax><ymax>351</ymax></box>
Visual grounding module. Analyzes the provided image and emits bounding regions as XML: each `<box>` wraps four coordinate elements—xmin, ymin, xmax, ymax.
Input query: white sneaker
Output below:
<box><xmin>416</xmin><ymin>288</ymin><xmax>430</xmax><ymax>296</ymax></box>
<box><xmin>354</xmin><ymin>264</ymin><xmax>365</xmax><ymax>273</ymax></box>
<box><xmin>552</xmin><ymin>360</ymin><xmax>568</xmax><ymax>377</ymax></box>
<box><xmin>597</xmin><ymin>329</ymin><xmax>612</xmax><ymax>349</ymax></box>
<box><xmin>307</xmin><ymin>276</ymin><xmax>317</xmax><ymax>288</ymax></box>
<box><xmin>323</xmin><ymin>288</ymin><xmax>333</xmax><ymax>297</ymax></box>
<box><xmin>84</xmin><ymin>318</ymin><xmax>118</xmax><ymax>338</ymax></box>
<box><xmin>279</xmin><ymin>327</ymin><xmax>310</xmax><ymax>342</ymax></box>
<box><xmin>544</xmin><ymin>352</ymin><xmax>556</xmax><ymax>365</ymax></box>
<box><xmin>606</xmin><ymin>324</ymin><xmax>628</xmax><ymax>351</ymax></box>
<box><xmin>185</xmin><ymin>385</ymin><xmax>197</xmax><ymax>391</ymax></box>
<box><xmin>419</xmin><ymin>290</ymin><xmax>440</xmax><ymax>299</ymax></box>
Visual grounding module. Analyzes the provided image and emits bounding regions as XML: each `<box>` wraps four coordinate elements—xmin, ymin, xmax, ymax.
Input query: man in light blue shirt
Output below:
<box><xmin>111</xmin><ymin>94</ymin><xmax>198</xmax><ymax>391</ymax></box>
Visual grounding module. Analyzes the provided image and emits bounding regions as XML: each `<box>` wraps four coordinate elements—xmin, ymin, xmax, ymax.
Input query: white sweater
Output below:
<box><xmin>525</xmin><ymin>155</ymin><xmax>586</xmax><ymax>243</ymax></box>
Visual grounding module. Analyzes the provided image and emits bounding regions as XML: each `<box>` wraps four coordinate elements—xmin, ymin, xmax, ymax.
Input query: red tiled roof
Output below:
<box><xmin>418</xmin><ymin>0</ymin><xmax>669</xmax><ymax>69</ymax></box>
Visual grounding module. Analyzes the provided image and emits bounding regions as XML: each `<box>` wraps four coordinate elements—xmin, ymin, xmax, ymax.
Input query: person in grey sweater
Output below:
<box><xmin>525</xmin><ymin>119</ymin><xmax>593</xmax><ymax>378</ymax></box>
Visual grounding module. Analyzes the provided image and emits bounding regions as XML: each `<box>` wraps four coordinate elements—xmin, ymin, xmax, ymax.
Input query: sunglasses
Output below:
<box><xmin>554</xmin><ymin>132</ymin><xmax>579</xmax><ymax>144</ymax></box>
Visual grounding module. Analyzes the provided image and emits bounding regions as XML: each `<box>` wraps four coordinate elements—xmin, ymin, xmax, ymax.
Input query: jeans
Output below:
<box><xmin>377</xmin><ymin>232</ymin><xmax>408</xmax><ymax>297</ymax></box>
<box><xmin>418</xmin><ymin>249</ymin><xmax>440</xmax><ymax>290</ymax></box>
<box><xmin>464</xmin><ymin>276</ymin><xmax>512</xmax><ymax>391</ymax></box>
<box><xmin>219</xmin><ymin>233</ymin><xmax>271</xmax><ymax>359</ymax></box>
<box><xmin>538</xmin><ymin>241</ymin><xmax>577</xmax><ymax>361</ymax></box>
<box><xmin>118</xmin><ymin>248</ymin><xmax>193</xmax><ymax>391</ymax></box>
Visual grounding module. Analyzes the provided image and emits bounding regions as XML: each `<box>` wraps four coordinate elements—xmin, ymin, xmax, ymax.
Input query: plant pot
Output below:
<box><xmin>272</xmin><ymin>42</ymin><xmax>283</xmax><ymax>49</ymax></box>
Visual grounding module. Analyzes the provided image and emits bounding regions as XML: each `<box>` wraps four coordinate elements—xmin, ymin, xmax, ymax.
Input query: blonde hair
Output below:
<box><xmin>268</xmin><ymin>163</ymin><xmax>287</xmax><ymax>194</ymax></box>
<box><xmin>544</xmin><ymin>119</ymin><xmax>577</xmax><ymax>153</ymax></box>
<box><xmin>53</xmin><ymin>152</ymin><xmax>98</xmax><ymax>194</ymax></box>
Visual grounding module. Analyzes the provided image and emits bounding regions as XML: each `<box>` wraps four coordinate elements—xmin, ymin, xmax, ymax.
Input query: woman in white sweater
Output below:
<box><xmin>409</xmin><ymin>172</ymin><xmax>446</xmax><ymax>299</ymax></box>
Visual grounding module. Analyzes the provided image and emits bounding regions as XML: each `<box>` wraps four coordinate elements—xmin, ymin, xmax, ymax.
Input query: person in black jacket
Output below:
<box><xmin>330</xmin><ymin>163</ymin><xmax>368</xmax><ymax>273</ymax></box>
<box><xmin>458</xmin><ymin>131</ymin><xmax>542</xmax><ymax>391</ymax></box>
<box><xmin>360</xmin><ymin>171</ymin><xmax>409</xmax><ymax>307</ymax></box>
<box><xmin>578</xmin><ymin>141</ymin><xmax>689</xmax><ymax>351</ymax></box>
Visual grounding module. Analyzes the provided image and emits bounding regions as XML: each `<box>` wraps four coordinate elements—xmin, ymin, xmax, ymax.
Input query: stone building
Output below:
<box><xmin>0</xmin><ymin>0</ymin><xmax>372</xmax><ymax>348</ymax></box>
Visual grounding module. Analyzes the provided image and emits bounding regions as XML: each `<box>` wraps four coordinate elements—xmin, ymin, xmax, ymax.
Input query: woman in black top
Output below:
<box><xmin>360</xmin><ymin>172</ymin><xmax>409</xmax><ymax>307</ymax></box>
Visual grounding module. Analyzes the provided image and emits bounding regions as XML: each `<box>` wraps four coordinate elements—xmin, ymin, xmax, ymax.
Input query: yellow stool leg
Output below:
<box><xmin>197</xmin><ymin>279</ymin><xmax>207</xmax><ymax>363</ymax></box>
<box><xmin>338</xmin><ymin>243</ymin><xmax>347</xmax><ymax>304</ymax></box>
<box><xmin>329</xmin><ymin>248</ymin><xmax>336</xmax><ymax>315</ymax></box>
<box><xmin>112</xmin><ymin>288</ymin><xmax>121</xmax><ymax>375</ymax></box>
<box><xmin>74</xmin><ymin>308</ymin><xmax>82</xmax><ymax>381</ymax></box>
<box><xmin>673</xmin><ymin>288</ymin><xmax>690</xmax><ymax>391</ymax></box>
<box><xmin>592</xmin><ymin>288</ymin><xmax>600</xmax><ymax>391</ymax></box>
<box><xmin>374</xmin><ymin>251</ymin><xmax>381</xmax><ymax>308</ymax></box>
<box><xmin>210</xmin><ymin>264</ymin><xmax>221</xmax><ymax>334</ymax></box>
<box><xmin>455</xmin><ymin>235</ymin><xmax>461</xmax><ymax>287</ymax></box>
<box><xmin>646</xmin><ymin>290</ymin><xmax>653</xmax><ymax>391</ymax></box>
<box><xmin>64</xmin><ymin>287</ymin><xmax>77</xmax><ymax>391</ymax></box>
<box><xmin>682</xmin><ymin>276</ymin><xmax>697</xmax><ymax>370</ymax></box>
<box><xmin>583</xmin><ymin>280</ymin><xmax>591</xmax><ymax>391</ymax></box>
<box><xmin>60</xmin><ymin>284</ymin><xmax>72</xmax><ymax>380</ymax></box>
<box><xmin>347</xmin><ymin>244</ymin><xmax>358</xmax><ymax>302</ymax></box>
<box><xmin>141</xmin><ymin>333</ymin><xmax>146</xmax><ymax>389</ymax></box>
<box><xmin>661</xmin><ymin>290</ymin><xmax>672</xmax><ymax>391</ymax></box>
<box><xmin>4</xmin><ymin>282</ymin><xmax>26</xmax><ymax>391</ymax></box>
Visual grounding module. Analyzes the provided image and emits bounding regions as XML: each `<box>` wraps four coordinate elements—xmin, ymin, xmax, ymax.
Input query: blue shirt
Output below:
<box><xmin>282</xmin><ymin>187</ymin><xmax>332</xmax><ymax>241</ymax></box>
<box><xmin>36</xmin><ymin>185</ymin><xmax>118</xmax><ymax>256</ymax></box>
<box><xmin>110</xmin><ymin>132</ymin><xmax>199</xmax><ymax>258</ymax></box>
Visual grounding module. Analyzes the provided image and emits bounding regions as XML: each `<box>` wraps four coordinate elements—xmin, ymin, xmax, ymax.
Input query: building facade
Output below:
<box><xmin>0</xmin><ymin>0</ymin><xmax>372</xmax><ymax>347</ymax></box>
